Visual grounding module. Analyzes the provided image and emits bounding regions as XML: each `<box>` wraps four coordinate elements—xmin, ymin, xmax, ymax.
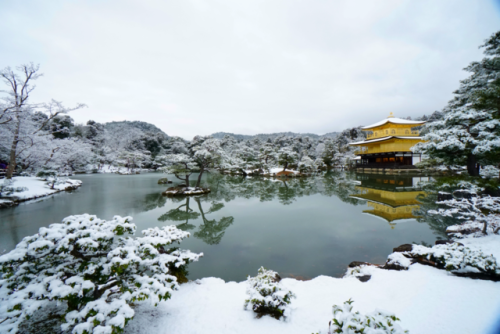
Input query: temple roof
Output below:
<box><xmin>361</xmin><ymin>117</ymin><xmax>426</xmax><ymax>130</ymax></box>
<box><xmin>349</xmin><ymin>136</ymin><xmax>423</xmax><ymax>146</ymax></box>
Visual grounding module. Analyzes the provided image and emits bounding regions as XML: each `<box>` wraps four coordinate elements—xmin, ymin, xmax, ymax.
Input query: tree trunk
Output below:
<box><xmin>283</xmin><ymin>162</ymin><xmax>288</xmax><ymax>172</ymax></box>
<box><xmin>483</xmin><ymin>221</ymin><xmax>488</xmax><ymax>235</ymax></box>
<box><xmin>185</xmin><ymin>175</ymin><xmax>190</xmax><ymax>188</ymax></box>
<box><xmin>6</xmin><ymin>118</ymin><xmax>21</xmax><ymax>179</ymax></box>
<box><xmin>466</xmin><ymin>154</ymin><xmax>480</xmax><ymax>176</ymax></box>
<box><xmin>195</xmin><ymin>168</ymin><xmax>204</xmax><ymax>188</ymax></box>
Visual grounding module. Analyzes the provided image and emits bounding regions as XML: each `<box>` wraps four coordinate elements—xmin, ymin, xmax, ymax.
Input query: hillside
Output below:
<box><xmin>104</xmin><ymin>121</ymin><xmax>168</xmax><ymax>136</ymax></box>
<box><xmin>211</xmin><ymin>131</ymin><xmax>339</xmax><ymax>141</ymax></box>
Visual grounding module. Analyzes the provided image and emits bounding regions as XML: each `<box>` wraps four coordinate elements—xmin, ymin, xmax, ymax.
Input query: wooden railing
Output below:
<box><xmin>354</xmin><ymin>162</ymin><xmax>416</xmax><ymax>169</ymax></box>
<box><xmin>366</xmin><ymin>130</ymin><xmax>419</xmax><ymax>140</ymax></box>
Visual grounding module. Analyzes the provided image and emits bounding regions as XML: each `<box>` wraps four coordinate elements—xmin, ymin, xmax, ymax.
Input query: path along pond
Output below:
<box><xmin>0</xmin><ymin>171</ymin><xmax>457</xmax><ymax>282</ymax></box>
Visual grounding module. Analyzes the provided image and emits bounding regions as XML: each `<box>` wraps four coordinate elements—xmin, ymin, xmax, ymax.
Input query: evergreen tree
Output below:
<box><xmin>413</xmin><ymin>31</ymin><xmax>500</xmax><ymax>176</ymax></box>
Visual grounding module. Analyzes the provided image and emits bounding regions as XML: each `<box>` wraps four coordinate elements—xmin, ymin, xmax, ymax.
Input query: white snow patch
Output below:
<box><xmin>0</xmin><ymin>177</ymin><xmax>82</xmax><ymax>202</ymax></box>
<box><xmin>459</xmin><ymin>234</ymin><xmax>500</xmax><ymax>260</ymax></box>
<box><xmin>361</xmin><ymin>117</ymin><xmax>426</xmax><ymax>130</ymax></box>
<box><xmin>124</xmin><ymin>264</ymin><xmax>500</xmax><ymax>334</ymax></box>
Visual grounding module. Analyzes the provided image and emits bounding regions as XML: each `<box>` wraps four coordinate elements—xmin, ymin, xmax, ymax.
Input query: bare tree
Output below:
<box><xmin>0</xmin><ymin>63</ymin><xmax>41</xmax><ymax>178</ymax></box>
<box><xmin>0</xmin><ymin>64</ymin><xmax>85</xmax><ymax>178</ymax></box>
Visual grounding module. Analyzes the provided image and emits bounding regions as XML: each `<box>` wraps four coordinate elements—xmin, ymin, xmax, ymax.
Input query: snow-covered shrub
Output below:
<box><xmin>244</xmin><ymin>267</ymin><xmax>295</xmax><ymax>320</ymax></box>
<box><xmin>480</xmin><ymin>165</ymin><xmax>499</xmax><ymax>178</ymax></box>
<box><xmin>324</xmin><ymin>299</ymin><xmax>408</xmax><ymax>334</ymax></box>
<box><xmin>384</xmin><ymin>252</ymin><xmax>412</xmax><ymax>270</ymax></box>
<box><xmin>0</xmin><ymin>214</ymin><xmax>202</xmax><ymax>334</ymax></box>
<box><xmin>36</xmin><ymin>169</ymin><xmax>58</xmax><ymax>178</ymax></box>
<box><xmin>0</xmin><ymin>186</ymin><xmax>28</xmax><ymax>196</ymax></box>
<box><xmin>429</xmin><ymin>193</ymin><xmax>500</xmax><ymax>235</ymax></box>
<box><xmin>409</xmin><ymin>243</ymin><xmax>498</xmax><ymax>275</ymax></box>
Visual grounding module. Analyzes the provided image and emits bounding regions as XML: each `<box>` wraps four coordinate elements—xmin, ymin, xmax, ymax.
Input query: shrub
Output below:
<box><xmin>244</xmin><ymin>267</ymin><xmax>295</xmax><ymax>320</ymax></box>
<box><xmin>36</xmin><ymin>169</ymin><xmax>58</xmax><ymax>178</ymax></box>
<box><xmin>429</xmin><ymin>194</ymin><xmax>500</xmax><ymax>235</ymax></box>
<box><xmin>409</xmin><ymin>243</ymin><xmax>498</xmax><ymax>274</ymax></box>
<box><xmin>0</xmin><ymin>214</ymin><xmax>202</xmax><ymax>334</ymax></box>
<box><xmin>324</xmin><ymin>299</ymin><xmax>408</xmax><ymax>334</ymax></box>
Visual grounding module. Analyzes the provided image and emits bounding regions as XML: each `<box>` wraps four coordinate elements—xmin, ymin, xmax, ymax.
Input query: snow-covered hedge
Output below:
<box><xmin>321</xmin><ymin>299</ymin><xmax>408</xmax><ymax>334</ymax></box>
<box><xmin>429</xmin><ymin>193</ymin><xmax>500</xmax><ymax>235</ymax></box>
<box><xmin>385</xmin><ymin>252</ymin><xmax>413</xmax><ymax>270</ymax></box>
<box><xmin>409</xmin><ymin>243</ymin><xmax>498</xmax><ymax>275</ymax></box>
<box><xmin>480</xmin><ymin>165</ymin><xmax>499</xmax><ymax>178</ymax></box>
<box><xmin>0</xmin><ymin>214</ymin><xmax>202</xmax><ymax>334</ymax></box>
<box><xmin>244</xmin><ymin>267</ymin><xmax>295</xmax><ymax>320</ymax></box>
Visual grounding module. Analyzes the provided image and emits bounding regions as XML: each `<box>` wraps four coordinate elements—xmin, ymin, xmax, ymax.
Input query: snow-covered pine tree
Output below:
<box><xmin>190</xmin><ymin>137</ymin><xmax>226</xmax><ymax>187</ymax></box>
<box><xmin>413</xmin><ymin>31</ymin><xmax>500</xmax><ymax>176</ymax></box>
<box><xmin>0</xmin><ymin>214</ymin><xmax>202</xmax><ymax>334</ymax></box>
<box><xmin>277</xmin><ymin>147</ymin><xmax>299</xmax><ymax>171</ymax></box>
<box><xmin>160</xmin><ymin>153</ymin><xmax>198</xmax><ymax>186</ymax></box>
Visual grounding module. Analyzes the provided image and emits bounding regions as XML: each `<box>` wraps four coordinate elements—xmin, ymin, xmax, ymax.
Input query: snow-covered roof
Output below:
<box><xmin>361</xmin><ymin>117</ymin><xmax>426</xmax><ymax>130</ymax></box>
<box><xmin>349</xmin><ymin>136</ymin><xmax>423</xmax><ymax>146</ymax></box>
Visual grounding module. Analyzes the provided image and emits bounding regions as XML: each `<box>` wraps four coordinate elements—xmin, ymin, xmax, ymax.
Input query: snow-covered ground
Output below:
<box><xmin>123</xmin><ymin>228</ymin><xmax>500</xmax><ymax>334</ymax></box>
<box><xmin>124</xmin><ymin>257</ymin><xmax>500</xmax><ymax>334</ymax></box>
<box><xmin>94</xmin><ymin>164</ymin><xmax>152</xmax><ymax>174</ymax></box>
<box><xmin>0</xmin><ymin>176</ymin><xmax>82</xmax><ymax>205</ymax></box>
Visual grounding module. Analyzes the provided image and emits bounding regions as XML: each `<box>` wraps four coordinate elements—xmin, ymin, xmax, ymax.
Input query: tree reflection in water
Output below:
<box><xmin>141</xmin><ymin>172</ymin><xmax>365</xmax><ymax>245</ymax></box>
<box><xmin>193</xmin><ymin>198</ymin><xmax>234</xmax><ymax>245</ymax></box>
<box><xmin>148</xmin><ymin>171</ymin><xmax>454</xmax><ymax>244</ymax></box>
<box><xmin>158</xmin><ymin>197</ymin><xmax>200</xmax><ymax>230</ymax></box>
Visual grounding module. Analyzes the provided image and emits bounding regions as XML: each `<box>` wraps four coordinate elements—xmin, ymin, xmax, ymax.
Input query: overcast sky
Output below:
<box><xmin>1</xmin><ymin>0</ymin><xmax>499</xmax><ymax>139</ymax></box>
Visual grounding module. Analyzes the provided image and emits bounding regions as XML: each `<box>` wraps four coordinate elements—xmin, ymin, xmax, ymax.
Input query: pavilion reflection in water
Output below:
<box><xmin>350</xmin><ymin>174</ymin><xmax>430</xmax><ymax>228</ymax></box>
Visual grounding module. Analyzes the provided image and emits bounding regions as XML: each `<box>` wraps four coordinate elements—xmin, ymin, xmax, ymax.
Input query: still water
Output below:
<box><xmin>0</xmin><ymin>172</ymin><xmax>448</xmax><ymax>281</ymax></box>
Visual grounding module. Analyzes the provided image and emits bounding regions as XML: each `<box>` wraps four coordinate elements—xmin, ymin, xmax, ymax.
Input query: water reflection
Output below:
<box><xmin>1</xmin><ymin>171</ymin><xmax>456</xmax><ymax>281</ymax></box>
<box><xmin>204</xmin><ymin>171</ymin><xmax>364</xmax><ymax>205</ymax></box>
<box><xmin>350</xmin><ymin>174</ymin><xmax>428</xmax><ymax>228</ymax></box>
<box><xmin>142</xmin><ymin>172</ymin><xmax>366</xmax><ymax>247</ymax></box>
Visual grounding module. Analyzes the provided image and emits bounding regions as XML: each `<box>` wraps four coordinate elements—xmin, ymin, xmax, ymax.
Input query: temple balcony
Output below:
<box><xmin>354</xmin><ymin>141</ymin><xmax>420</xmax><ymax>155</ymax></box>
<box><xmin>366</xmin><ymin>129</ymin><xmax>419</xmax><ymax>139</ymax></box>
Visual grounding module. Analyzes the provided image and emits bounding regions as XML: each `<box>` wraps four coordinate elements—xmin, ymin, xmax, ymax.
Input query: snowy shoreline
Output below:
<box><xmin>123</xmin><ymin>232</ymin><xmax>500</xmax><ymax>334</ymax></box>
<box><xmin>0</xmin><ymin>177</ymin><xmax>82</xmax><ymax>208</ymax></box>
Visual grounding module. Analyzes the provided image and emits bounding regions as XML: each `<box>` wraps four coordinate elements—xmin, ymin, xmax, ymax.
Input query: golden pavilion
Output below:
<box><xmin>350</xmin><ymin>174</ymin><xmax>428</xmax><ymax>227</ymax></box>
<box><xmin>350</xmin><ymin>113</ymin><xmax>426</xmax><ymax>169</ymax></box>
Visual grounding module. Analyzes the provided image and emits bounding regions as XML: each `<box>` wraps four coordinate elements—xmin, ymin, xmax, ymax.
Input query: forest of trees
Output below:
<box><xmin>1</xmin><ymin>31</ymin><xmax>499</xmax><ymax>179</ymax></box>
<box><xmin>0</xmin><ymin>64</ymin><xmax>371</xmax><ymax>178</ymax></box>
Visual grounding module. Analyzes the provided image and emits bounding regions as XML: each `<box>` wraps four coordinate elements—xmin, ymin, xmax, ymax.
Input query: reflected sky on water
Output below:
<box><xmin>0</xmin><ymin>172</ymin><xmax>457</xmax><ymax>281</ymax></box>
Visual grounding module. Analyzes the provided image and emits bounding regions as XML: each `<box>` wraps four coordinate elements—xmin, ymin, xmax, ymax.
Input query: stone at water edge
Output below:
<box><xmin>356</xmin><ymin>275</ymin><xmax>371</xmax><ymax>282</ymax></box>
<box><xmin>348</xmin><ymin>261</ymin><xmax>372</xmax><ymax>268</ymax></box>
<box><xmin>162</xmin><ymin>186</ymin><xmax>211</xmax><ymax>197</ymax></box>
<box><xmin>158</xmin><ymin>178</ymin><xmax>172</xmax><ymax>184</ymax></box>
<box><xmin>392</xmin><ymin>244</ymin><xmax>413</xmax><ymax>253</ymax></box>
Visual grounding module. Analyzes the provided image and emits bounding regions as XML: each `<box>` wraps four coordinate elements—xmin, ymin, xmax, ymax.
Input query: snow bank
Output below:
<box><xmin>124</xmin><ymin>264</ymin><xmax>500</xmax><ymax>334</ymax></box>
<box><xmin>0</xmin><ymin>177</ymin><xmax>82</xmax><ymax>203</ymax></box>
<box><xmin>162</xmin><ymin>187</ymin><xmax>211</xmax><ymax>196</ymax></box>
<box><xmin>460</xmin><ymin>235</ymin><xmax>500</xmax><ymax>261</ymax></box>
<box><xmin>93</xmin><ymin>164</ymin><xmax>152</xmax><ymax>174</ymax></box>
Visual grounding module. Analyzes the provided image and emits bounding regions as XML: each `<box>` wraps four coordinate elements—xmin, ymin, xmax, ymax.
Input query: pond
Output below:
<box><xmin>0</xmin><ymin>172</ymin><xmax>454</xmax><ymax>282</ymax></box>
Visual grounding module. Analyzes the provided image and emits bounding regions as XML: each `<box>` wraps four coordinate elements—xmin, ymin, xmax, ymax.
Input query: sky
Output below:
<box><xmin>0</xmin><ymin>0</ymin><xmax>499</xmax><ymax>139</ymax></box>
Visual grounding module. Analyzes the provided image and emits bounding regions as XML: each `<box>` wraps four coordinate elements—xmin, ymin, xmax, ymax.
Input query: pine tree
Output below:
<box><xmin>413</xmin><ymin>31</ymin><xmax>500</xmax><ymax>176</ymax></box>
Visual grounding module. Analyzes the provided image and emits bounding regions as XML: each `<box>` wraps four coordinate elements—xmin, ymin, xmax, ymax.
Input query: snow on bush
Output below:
<box><xmin>244</xmin><ymin>267</ymin><xmax>295</xmax><ymax>320</ymax></box>
<box><xmin>0</xmin><ymin>179</ymin><xmax>28</xmax><ymax>196</ymax></box>
<box><xmin>480</xmin><ymin>165</ymin><xmax>499</xmax><ymax>178</ymax></box>
<box><xmin>320</xmin><ymin>299</ymin><xmax>408</xmax><ymax>334</ymax></box>
<box><xmin>0</xmin><ymin>214</ymin><xmax>202</xmax><ymax>334</ymax></box>
<box><xmin>446</xmin><ymin>221</ymin><xmax>500</xmax><ymax>238</ymax></box>
<box><xmin>385</xmin><ymin>252</ymin><xmax>412</xmax><ymax>270</ymax></box>
<box><xmin>409</xmin><ymin>243</ymin><xmax>499</xmax><ymax>275</ymax></box>
<box><xmin>429</xmin><ymin>193</ymin><xmax>500</xmax><ymax>235</ymax></box>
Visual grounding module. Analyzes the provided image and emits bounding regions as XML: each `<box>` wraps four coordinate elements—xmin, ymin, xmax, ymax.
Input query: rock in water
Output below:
<box><xmin>158</xmin><ymin>178</ymin><xmax>172</xmax><ymax>184</ymax></box>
